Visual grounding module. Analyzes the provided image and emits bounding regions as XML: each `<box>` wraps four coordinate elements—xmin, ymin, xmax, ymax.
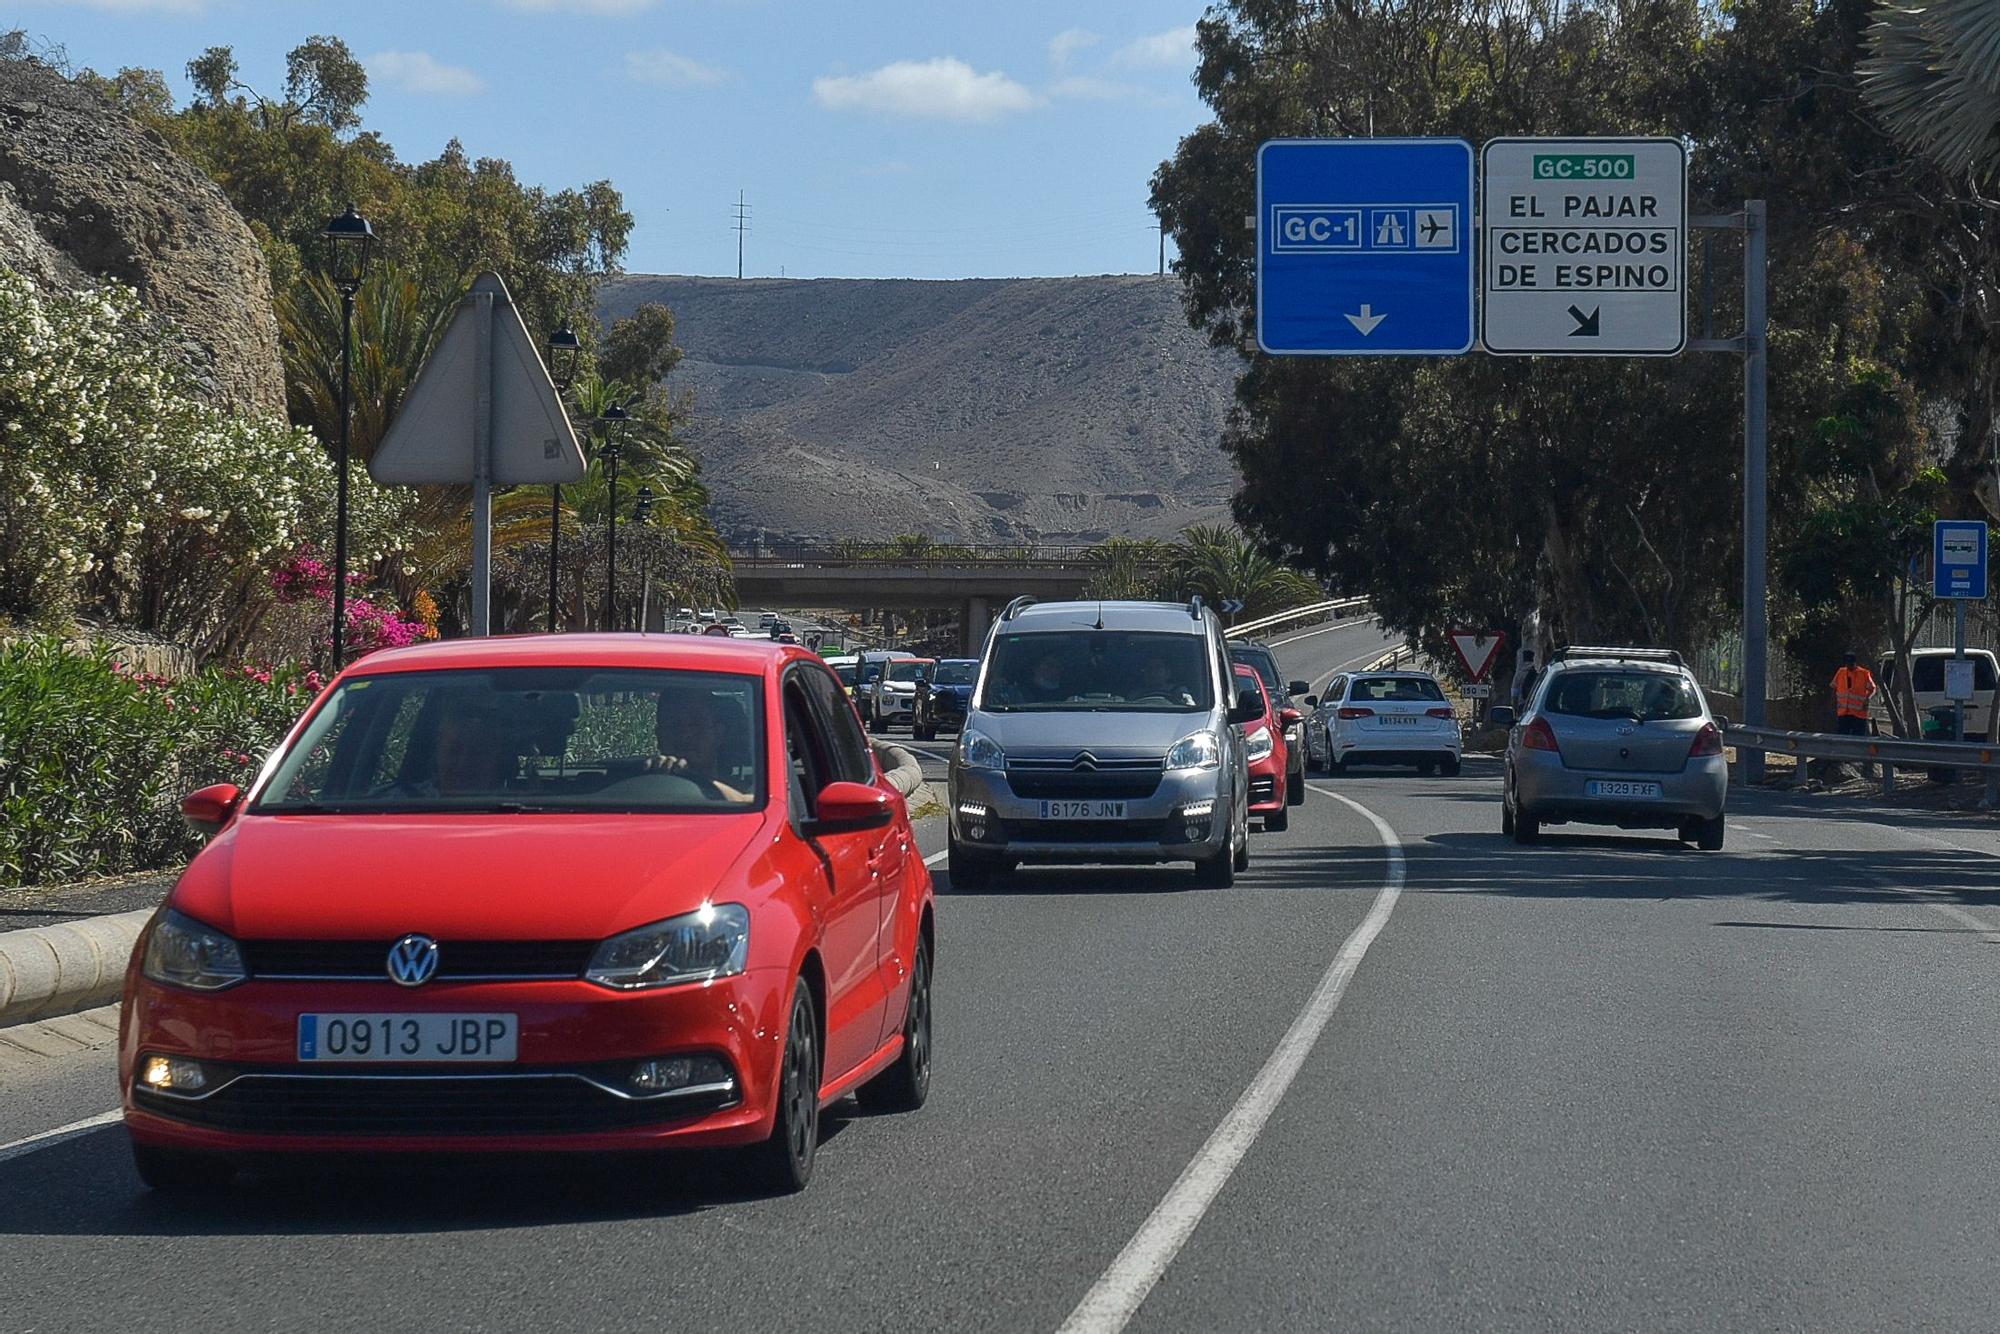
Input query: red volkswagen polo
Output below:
<box><xmin>119</xmin><ymin>635</ymin><xmax>935</xmax><ymax>1194</ymax></box>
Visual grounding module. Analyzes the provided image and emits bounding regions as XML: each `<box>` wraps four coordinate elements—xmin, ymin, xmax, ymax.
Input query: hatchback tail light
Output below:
<box><xmin>1425</xmin><ymin>707</ymin><xmax>1455</xmax><ymax>719</ymax></box>
<box><xmin>1337</xmin><ymin>707</ymin><xmax>1374</xmax><ymax>720</ymax></box>
<box><xmin>1521</xmin><ymin>717</ymin><xmax>1561</xmax><ymax>753</ymax></box>
<box><xmin>1688</xmin><ymin>722</ymin><xmax>1724</xmax><ymax>757</ymax></box>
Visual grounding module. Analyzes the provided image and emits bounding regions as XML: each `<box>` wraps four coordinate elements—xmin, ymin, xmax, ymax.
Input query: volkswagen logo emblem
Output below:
<box><xmin>386</xmin><ymin>934</ymin><xmax>440</xmax><ymax>987</ymax></box>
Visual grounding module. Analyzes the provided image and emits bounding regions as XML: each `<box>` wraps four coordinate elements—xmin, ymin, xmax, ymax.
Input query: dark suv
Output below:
<box><xmin>913</xmin><ymin>658</ymin><xmax>979</xmax><ymax>739</ymax></box>
<box><xmin>1229</xmin><ymin>641</ymin><xmax>1310</xmax><ymax>805</ymax></box>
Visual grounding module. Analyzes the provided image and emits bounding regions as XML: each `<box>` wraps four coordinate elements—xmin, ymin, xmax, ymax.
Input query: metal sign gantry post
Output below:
<box><xmin>1686</xmin><ymin>203</ymin><xmax>1768</xmax><ymax>781</ymax></box>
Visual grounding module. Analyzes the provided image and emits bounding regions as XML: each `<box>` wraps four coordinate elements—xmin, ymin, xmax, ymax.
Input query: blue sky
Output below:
<box><xmin>23</xmin><ymin>0</ymin><xmax>1213</xmax><ymax>279</ymax></box>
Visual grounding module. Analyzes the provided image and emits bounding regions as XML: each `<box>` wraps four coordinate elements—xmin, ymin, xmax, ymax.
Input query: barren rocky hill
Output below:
<box><xmin>597</xmin><ymin>274</ymin><xmax>1242</xmax><ymax>545</ymax></box>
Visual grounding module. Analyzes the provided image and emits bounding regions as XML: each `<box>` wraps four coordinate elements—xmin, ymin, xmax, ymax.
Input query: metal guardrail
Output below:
<box><xmin>732</xmin><ymin>545</ymin><xmax>1104</xmax><ymax>569</ymax></box>
<box><xmin>1226</xmin><ymin>597</ymin><xmax>1370</xmax><ymax>640</ymax></box>
<box><xmin>1725</xmin><ymin>723</ymin><xmax>2000</xmax><ymax>805</ymax></box>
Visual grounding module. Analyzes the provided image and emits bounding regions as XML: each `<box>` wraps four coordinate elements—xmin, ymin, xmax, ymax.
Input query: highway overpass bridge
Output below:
<box><xmin>730</xmin><ymin>545</ymin><xmax>1103</xmax><ymax>650</ymax></box>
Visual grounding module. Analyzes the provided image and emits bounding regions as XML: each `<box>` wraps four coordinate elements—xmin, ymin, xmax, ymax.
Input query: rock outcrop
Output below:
<box><xmin>0</xmin><ymin>57</ymin><xmax>285</xmax><ymax>417</ymax></box>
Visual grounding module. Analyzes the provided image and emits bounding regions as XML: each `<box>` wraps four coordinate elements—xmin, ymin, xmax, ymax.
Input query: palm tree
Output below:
<box><xmin>1168</xmin><ymin>525</ymin><xmax>1324</xmax><ymax>622</ymax></box>
<box><xmin>278</xmin><ymin>266</ymin><xmax>456</xmax><ymax>461</ymax></box>
<box><xmin>1861</xmin><ymin>1</ymin><xmax>2000</xmax><ymax>179</ymax></box>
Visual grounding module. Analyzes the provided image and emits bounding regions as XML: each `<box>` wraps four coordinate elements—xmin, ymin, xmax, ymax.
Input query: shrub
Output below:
<box><xmin>0</xmin><ymin>636</ymin><xmax>322</xmax><ymax>887</ymax></box>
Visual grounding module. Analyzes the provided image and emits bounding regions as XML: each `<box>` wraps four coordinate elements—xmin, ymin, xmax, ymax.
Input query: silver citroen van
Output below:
<box><xmin>946</xmin><ymin>598</ymin><xmax>1257</xmax><ymax>888</ymax></box>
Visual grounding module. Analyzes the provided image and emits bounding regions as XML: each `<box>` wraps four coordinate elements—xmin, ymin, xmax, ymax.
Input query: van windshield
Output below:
<box><xmin>982</xmin><ymin>631</ymin><xmax>1213</xmax><ymax>713</ymax></box>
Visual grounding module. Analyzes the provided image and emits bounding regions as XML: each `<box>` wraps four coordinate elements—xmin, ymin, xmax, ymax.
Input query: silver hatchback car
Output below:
<box><xmin>1493</xmin><ymin>647</ymin><xmax>1728</xmax><ymax>849</ymax></box>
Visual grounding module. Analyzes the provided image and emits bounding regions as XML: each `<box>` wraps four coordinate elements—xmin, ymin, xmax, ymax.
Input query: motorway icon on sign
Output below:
<box><xmin>1933</xmin><ymin>519</ymin><xmax>1988</xmax><ymax>600</ymax></box>
<box><xmin>1480</xmin><ymin>137</ymin><xmax>1688</xmax><ymax>356</ymax></box>
<box><xmin>1449</xmin><ymin>631</ymin><xmax>1506</xmax><ymax>682</ymax></box>
<box><xmin>1257</xmin><ymin>138</ymin><xmax>1475</xmax><ymax>356</ymax></box>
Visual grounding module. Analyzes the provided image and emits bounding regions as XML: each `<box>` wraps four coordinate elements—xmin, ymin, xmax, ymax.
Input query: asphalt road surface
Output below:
<box><xmin>5</xmin><ymin>614</ymin><xmax>1999</xmax><ymax>1332</ymax></box>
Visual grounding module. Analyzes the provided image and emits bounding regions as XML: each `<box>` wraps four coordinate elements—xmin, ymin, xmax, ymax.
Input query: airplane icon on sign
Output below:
<box><xmin>1421</xmin><ymin>214</ymin><xmax>1446</xmax><ymax>243</ymax></box>
<box><xmin>1413</xmin><ymin>207</ymin><xmax>1456</xmax><ymax>251</ymax></box>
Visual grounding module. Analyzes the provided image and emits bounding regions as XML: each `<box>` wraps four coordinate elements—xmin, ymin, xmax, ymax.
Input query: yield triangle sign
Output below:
<box><xmin>1449</xmin><ymin>630</ymin><xmax>1505</xmax><ymax>683</ymax></box>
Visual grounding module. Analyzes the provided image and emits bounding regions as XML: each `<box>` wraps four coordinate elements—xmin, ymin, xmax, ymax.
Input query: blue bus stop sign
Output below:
<box><xmin>1933</xmin><ymin>519</ymin><xmax>1988</xmax><ymax>599</ymax></box>
<box><xmin>1256</xmin><ymin>138</ymin><xmax>1475</xmax><ymax>356</ymax></box>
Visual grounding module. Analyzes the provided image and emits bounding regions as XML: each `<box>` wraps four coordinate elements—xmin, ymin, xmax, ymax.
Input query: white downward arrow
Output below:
<box><xmin>1345</xmin><ymin>304</ymin><xmax>1386</xmax><ymax>336</ymax></box>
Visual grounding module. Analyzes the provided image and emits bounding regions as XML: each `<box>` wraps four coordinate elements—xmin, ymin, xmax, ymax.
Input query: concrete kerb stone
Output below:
<box><xmin>873</xmin><ymin>742</ymin><xmax>926</xmax><ymax>799</ymax></box>
<box><xmin>0</xmin><ymin>908</ymin><xmax>152</xmax><ymax>1027</ymax></box>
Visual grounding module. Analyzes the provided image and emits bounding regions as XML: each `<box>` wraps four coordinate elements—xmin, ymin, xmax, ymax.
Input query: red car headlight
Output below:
<box><xmin>585</xmin><ymin>903</ymin><xmax>751</xmax><ymax>990</ymax></box>
<box><xmin>140</xmin><ymin>909</ymin><xmax>248</xmax><ymax>992</ymax></box>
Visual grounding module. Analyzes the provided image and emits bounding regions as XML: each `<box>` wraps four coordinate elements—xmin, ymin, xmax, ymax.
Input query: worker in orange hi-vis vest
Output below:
<box><xmin>1832</xmin><ymin>652</ymin><xmax>1878</xmax><ymax>737</ymax></box>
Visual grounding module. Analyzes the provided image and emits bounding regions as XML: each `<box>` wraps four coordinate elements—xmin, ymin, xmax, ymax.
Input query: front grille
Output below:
<box><xmin>1000</xmin><ymin>819</ymin><xmax>1169</xmax><ymax>845</ymax></box>
<box><xmin>1250</xmin><ymin>776</ymin><xmax>1279</xmax><ymax>804</ymax></box>
<box><xmin>1009</xmin><ymin>753</ymin><xmax>1163</xmax><ymax>772</ymax></box>
<box><xmin>135</xmin><ymin>1068</ymin><xmax>734</xmax><ymax>1137</ymax></box>
<box><xmin>241</xmin><ymin>940</ymin><xmax>596</xmax><ymax>981</ymax></box>
<box><xmin>1007</xmin><ymin>771</ymin><xmax>1162</xmax><ymax>801</ymax></box>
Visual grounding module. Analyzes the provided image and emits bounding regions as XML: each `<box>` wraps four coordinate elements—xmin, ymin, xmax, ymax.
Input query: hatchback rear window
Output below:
<box><xmin>254</xmin><ymin>667</ymin><xmax>765</xmax><ymax>814</ymax></box>
<box><xmin>1350</xmin><ymin>676</ymin><xmax>1445</xmax><ymax>702</ymax></box>
<box><xmin>1542</xmin><ymin>670</ymin><xmax>1702</xmax><ymax>721</ymax></box>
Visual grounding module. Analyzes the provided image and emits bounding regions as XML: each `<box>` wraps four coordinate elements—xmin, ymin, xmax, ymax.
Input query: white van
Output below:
<box><xmin>1878</xmin><ymin>648</ymin><xmax>2000</xmax><ymax>739</ymax></box>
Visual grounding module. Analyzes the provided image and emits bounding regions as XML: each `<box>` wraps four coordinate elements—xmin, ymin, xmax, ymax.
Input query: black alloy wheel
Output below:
<box><xmin>131</xmin><ymin>1143</ymin><xmax>233</xmax><ymax>1192</ymax></box>
<box><xmin>859</xmin><ymin>935</ymin><xmax>932</xmax><ymax>1112</ymax></box>
<box><xmin>745</xmin><ymin>979</ymin><xmax>820</xmax><ymax>1193</ymax></box>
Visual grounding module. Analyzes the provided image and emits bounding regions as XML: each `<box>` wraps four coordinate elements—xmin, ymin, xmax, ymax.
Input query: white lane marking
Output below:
<box><xmin>923</xmin><ymin>849</ymin><xmax>948</xmax><ymax>867</ymax></box>
<box><xmin>0</xmin><ymin>1110</ymin><xmax>121</xmax><ymax>1165</ymax></box>
<box><xmin>1264</xmin><ymin>616</ymin><xmax>1376</xmax><ymax>648</ymax></box>
<box><xmin>1057</xmin><ymin>785</ymin><xmax>1405</xmax><ymax>1334</ymax></box>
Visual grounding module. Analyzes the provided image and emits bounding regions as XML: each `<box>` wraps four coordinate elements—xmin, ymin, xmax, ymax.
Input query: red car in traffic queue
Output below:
<box><xmin>119</xmin><ymin>634</ymin><xmax>935</xmax><ymax>1194</ymax></box>
<box><xmin>1234</xmin><ymin>664</ymin><xmax>1301</xmax><ymax>833</ymax></box>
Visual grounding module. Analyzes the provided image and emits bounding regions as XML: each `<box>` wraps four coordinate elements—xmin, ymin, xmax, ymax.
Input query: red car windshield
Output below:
<box><xmin>254</xmin><ymin>667</ymin><xmax>766</xmax><ymax>814</ymax></box>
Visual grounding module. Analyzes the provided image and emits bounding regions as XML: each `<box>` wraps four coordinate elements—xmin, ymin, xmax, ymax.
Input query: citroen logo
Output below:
<box><xmin>386</xmin><ymin>934</ymin><xmax>440</xmax><ymax>987</ymax></box>
<box><xmin>1072</xmin><ymin>751</ymin><xmax>1100</xmax><ymax>771</ymax></box>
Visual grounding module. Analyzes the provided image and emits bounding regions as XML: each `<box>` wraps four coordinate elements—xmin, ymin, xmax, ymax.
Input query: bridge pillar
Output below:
<box><xmin>962</xmin><ymin>596</ymin><xmax>991</xmax><ymax>656</ymax></box>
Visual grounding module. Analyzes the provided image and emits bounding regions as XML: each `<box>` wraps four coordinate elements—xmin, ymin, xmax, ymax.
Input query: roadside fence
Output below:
<box><xmin>1724</xmin><ymin>723</ymin><xmax>2000</xmax><ymax>807</ymax></box>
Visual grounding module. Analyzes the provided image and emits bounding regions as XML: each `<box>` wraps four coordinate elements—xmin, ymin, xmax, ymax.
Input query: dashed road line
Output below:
<box><xmin>1056</xmin><ymin>784</ymin><xmax>1405</xmax><ymax>1333</ymax></box>
<box><xmin>0</xmin><ymin>1110</ymin><xmax>121</xmax><ymax>1166</ymax></box>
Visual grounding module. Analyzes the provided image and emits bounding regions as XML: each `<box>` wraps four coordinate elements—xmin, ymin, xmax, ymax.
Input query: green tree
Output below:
<box><xmin>600</xmin><ymin>303</ymin><xmax>685</xmax><ymax>386</ymax></box>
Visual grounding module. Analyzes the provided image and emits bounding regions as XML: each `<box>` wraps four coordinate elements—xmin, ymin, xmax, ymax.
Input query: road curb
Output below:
<box><xmin>0</xmin><ymin>909</ymin><xmax>151</xmax><ymax>1028</ymax></box>
<box><xmin>874</xmin><ymin>741</ymin><xmax>925</xmax><ymax>798</ymax></box>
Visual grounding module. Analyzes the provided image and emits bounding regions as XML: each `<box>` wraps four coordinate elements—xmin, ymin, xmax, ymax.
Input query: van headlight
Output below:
<box><xmin>141</xmin><ymin>909</ymin><xmax>248</xmax><ymax>992</ymax></box>
<box><xmin>586</xmin><ymin>904</ymin><xmax>750</xmax><ymax>990</ymax></box>
<box><xmin>1166</xmin><ymin>730</ymin><xmax>1221</xmax><ymax>771</ymax></box>
<box><xmin>1244</xmin><ymin>725</ymin><xmax>1274</xmax><ymax>761</ymax></box>
<box><xmin>959</xmin><ymin>728</ymin><xmax>1006</xmax><ymax>770</ymax></box>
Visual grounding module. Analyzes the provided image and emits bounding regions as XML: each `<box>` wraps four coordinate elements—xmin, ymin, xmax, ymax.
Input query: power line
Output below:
<box><xmin>732</xmin><ymin>190</ymin><xmax>752</xmax><ymax>279</ymax></box>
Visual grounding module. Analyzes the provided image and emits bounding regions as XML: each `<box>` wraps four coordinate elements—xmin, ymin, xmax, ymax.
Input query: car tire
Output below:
<box><xmin>1696</xmin><ymin>813</ymin><xmax>1725</xmax><ymax>851</ymax></box>
<box><xmin>914</xmin><ymin>718</ymin><xmax>935</xmax><ymax>742</ymax></box>
<box><xmin>1417</xmin><ymin>759</ymin><xmax>1437</xmax><ymax>776</ymax></box>
<box><xmin>743</xmin><ymin>979</ymin><xmax>820</xmax><ymax>1194</ymax></box>
<box><xmin>1441</xmin><ymin>754</ymin><xmax>1462</xmax><ymax>777</ymax></box>
<box><xmin>1328</xmin><ymin>756</ymin><xmax>1347</xmax><ymax>775</ymax></box>
<box><xmin>857</xmin><ymin>934</ymin><xmax>931</xmax><ymax>1113</ymax></box>
<box><xmin>1287</xmin><ymin>771</ymin><xmax>1305</xmax><ymax>805</ymax></box>
<box><xmin>1233</xmin><ymin>830</ymin><xmax>1250</xmax><ymax>872</ymax></box>
<box><xmin>947</xmin><ymin>838</ymin><xmax>992</xmax><ymax>891</ymax></box>
<box><xmin>131</xmin><ymin>1142</ymin><xmax>233</xmax><ymax>1192</ymax></box>
<box><xmin>1501</xmin><ymin>792</ymin><xmax>1516</xmax><ymax>836</ymax></box>
<box><xmin>1264</xmin><ymin>804</ymin><xmax>1289</xmax><ymax>833</ymax></box>
<box><xmin>1512</xmin><ymin>807</ymin><xmax>1541</xmax><ymax>844</ymax></box>
<box><xmin>1195</xmin><ymin>845</ymin><xmax>1236</xmax><ymax>887</ymax></box>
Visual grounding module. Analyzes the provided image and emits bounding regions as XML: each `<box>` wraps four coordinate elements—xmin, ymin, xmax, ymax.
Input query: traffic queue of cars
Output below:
<box><xmin>122</xmin><ymin>605</ymin><xmax>1729</xmax><ymax>1198</ymax></box>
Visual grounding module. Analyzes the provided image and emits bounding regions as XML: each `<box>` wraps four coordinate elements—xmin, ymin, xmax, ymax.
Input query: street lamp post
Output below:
<box><xmin>600</xmin><ymin>402</ymin><xmax>630</xmax><ymax>630</ymax></box>
<box><xmin>319</xmin><ymin>205</ymin><xmax>374</xmax><ymax>666</ymax></box>
<box><xmin>544</xmin><ymin>323</ymin><xmax>583</xmax><ymax>633</ymax></box>
<box><xmin>633</xmin><ymin>486</ymin><xmax>655</xmax><ymax>632</ymax></box>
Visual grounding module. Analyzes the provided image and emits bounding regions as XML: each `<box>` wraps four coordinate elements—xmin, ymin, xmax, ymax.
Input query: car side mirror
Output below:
<box><xmin>1304</xmin><ymin>695</ymin><xmax>1319</xmax><ymax>709</ymax></box>
<box><xmin>1488</xmin><ymin>706</ymin><xmax>1516</xmax><ymax>728</ymax></box>
<box><xmin>182</xmin><ymin>782</ymin><xmax>242</xmax><ymax>836</ymax></box>
<box><xmin>1714</xmin><ymin>714</ymin><xmax>1733</xmax><ymax>729</ymax></box>
<box><xmin>1228</xmin><ymin>687</ymin><xmax>1265</xmax><ymax>726</ymax></box>
<box><xmin>1287</xmin><ymin>680</ymin><xmax>1310</xmax><ymax>697</ymax></box>
<box><xmin>1278</xmin><ymin>707</ymin><xmax>1304</xmax><ymax>728</ymax></box>
<box><xmin>806</xmin><ymin>780</ymin><xmax>895</xmax><ymax>836</ymax></box>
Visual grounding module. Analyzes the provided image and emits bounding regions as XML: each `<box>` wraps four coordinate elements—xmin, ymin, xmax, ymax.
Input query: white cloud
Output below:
<box><xmin>500</xmin><ymin>0</ymin><xmax>655</xmax><ymax>13</ymax></box>
<box><xmin>1047</xmin><ymin>75</ymin><xmax>1143</xmax><ymax>102</ymax></box>
<box><xmin>1114</xmin><ymin>24</ymin><xmax>1198</xmax><ymax>68</ymax></box>
<box><xmin>1047</xmin><ymin>28</ymin><xmax>1099</xmax><ymax>68</ymax></box>
<box><xmin>814</xmin><ymin>57</ymin><xmax>1039</xmax><ymax>122</ymax></box>
<box><xmin>625</xmin><ymin>49</ymin><xmax>729</xmax><ymax>87</ymax></box>
<box><xmin>367</xmin><ymin>51</ymin><xmax>486</xmax><ymax>97</ymax></box>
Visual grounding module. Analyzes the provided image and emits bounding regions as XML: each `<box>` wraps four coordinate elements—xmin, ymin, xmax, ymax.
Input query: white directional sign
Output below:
<box><xmin>1480</xmin><ymin>137</ymin><xmax>1687</xmax><ymax>356</ymax></box>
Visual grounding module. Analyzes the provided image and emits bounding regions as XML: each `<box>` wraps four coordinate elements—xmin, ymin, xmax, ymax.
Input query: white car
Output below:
<box><xmin>1321</xmin><ymin>670</ymin><xmax>1462</xmax><ymax>775</ymax></box>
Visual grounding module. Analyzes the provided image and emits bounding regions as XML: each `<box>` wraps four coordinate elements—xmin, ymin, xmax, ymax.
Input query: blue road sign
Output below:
<box><xmin>1257</xmin><ymin>138</ymin><xmax>1475</xmax><ymax>356</ymax></box>
<box><xmin>1933</xmin><ymin>520</ymin><xmax>1988</xmax><ymax>600</ymax></box>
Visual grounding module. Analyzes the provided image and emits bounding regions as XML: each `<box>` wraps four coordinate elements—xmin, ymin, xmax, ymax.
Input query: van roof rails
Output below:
<box><xmin>1000</xmin><ymin>596</ymin><xmax>1037</xmax><ymax>622</ymax></box>
<box><xmin>1550</xmin><ymin>645</ymin><xmax>1685</xmax><ymax>667</ymax></box>
<box><xmin>1189</xmin><ymin>594</ymin><xmax>1205</xmax><ymax>621</ymax></box>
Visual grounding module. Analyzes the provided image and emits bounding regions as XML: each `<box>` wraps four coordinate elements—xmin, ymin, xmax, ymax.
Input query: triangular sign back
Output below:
<box><xmin>370</xmin><ymin>272</ymin><xmax>585</xmax><ymax>486</ymax></box>
<box><xmin>1449</xmin><ymin>631</ymin><xmax>1505</xmax><ymax>682</ymax></box>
